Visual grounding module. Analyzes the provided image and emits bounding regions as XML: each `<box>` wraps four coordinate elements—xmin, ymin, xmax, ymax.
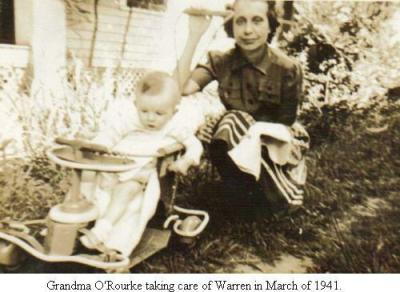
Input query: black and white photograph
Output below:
<box><xmin>0</xmin><ymin>0</ymin><xmax>399</xmax><ymax>275</ymax></box>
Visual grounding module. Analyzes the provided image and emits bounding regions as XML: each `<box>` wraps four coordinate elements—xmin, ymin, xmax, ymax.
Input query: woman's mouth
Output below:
<box><xmin>241</xmin><ymin>38</ymin><xmax>257</xmax><ymax>45</ymax></box>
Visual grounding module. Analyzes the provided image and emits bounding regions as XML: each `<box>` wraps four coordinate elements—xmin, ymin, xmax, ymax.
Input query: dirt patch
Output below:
<box><xmin>336</xmin><ymin>197</ymin><xmax>391</xmax><ymax>232</ymax></box>
<box><xmin>219</xmin><ymin>253</ymin><xmax>314</xmax><ymax>273</ymax></box>
<box><xmin>352</xmin><ymin>197</ymin><xmax>391</xmax><ymax>217</ymax></box>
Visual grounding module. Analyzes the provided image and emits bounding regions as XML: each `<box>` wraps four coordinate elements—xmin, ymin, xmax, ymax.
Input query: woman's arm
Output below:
<box><xmin>173</xmin><ymin>15</ymin><xmax>212</xmax><ymax>94</ymax></box>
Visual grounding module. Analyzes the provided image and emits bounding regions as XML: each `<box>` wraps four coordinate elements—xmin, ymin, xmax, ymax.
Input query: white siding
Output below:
<box><xmin>0</xmin><ymin>45</ymin><xmax>29</xmax><ymax>102</ymax></box>
<box><xmin>0</xmin><ymin>44</ymin><xmax>30</xmax><ymax>67</ymax></box>
<box><xmin>66</xmin><ymin>0</ymin><xmax>164</xmax><ymax>69</ymax></box>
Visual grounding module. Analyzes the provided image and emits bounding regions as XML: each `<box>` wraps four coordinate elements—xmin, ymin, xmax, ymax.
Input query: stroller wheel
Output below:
<box><xmin>0</xmin><ymin>250</ymin><xmax>27</xmax><ymax>273</ymax></box>
<box><xmin>0</xmin><ymin>262</ymin><xmax>24</xmax><ymax>273</ymax></box>
<box><xmin>105</xmin><ymin>267</ymin><xmax>130</xmax><ymax>274</ymax></box>
<box><xmin>0</xmin><ymin>240</ymin><xmax>26</xmax><ymax>271</ymax></box>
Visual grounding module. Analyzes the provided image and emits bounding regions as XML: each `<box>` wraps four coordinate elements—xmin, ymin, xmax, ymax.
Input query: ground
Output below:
<box><xmin>0</xmin><ymin>100</ymin><xmax>399</xmax><ymax>273</ymax></box>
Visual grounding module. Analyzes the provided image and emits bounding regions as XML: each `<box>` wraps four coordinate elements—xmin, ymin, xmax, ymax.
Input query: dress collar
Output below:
<box><xmin>231</xmin><ymin>44</ymin><xmax>272</xmax><ymax>75</ymax></box>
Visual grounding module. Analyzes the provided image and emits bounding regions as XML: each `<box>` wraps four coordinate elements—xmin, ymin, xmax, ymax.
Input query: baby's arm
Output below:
<box><xmin>168</xmin><ymin>135</ymin><xmax>203</xmax><ymax>175</ymax></box>
<box><xmin>91</xmin><ymin>99</ymin><xmax>140</xmax><ymax>148</ymax></box>
<box><xmin>91</xmin><ymin>123</ymin><xmax>128</xmax><ymax>150</ymax></box>
<box><xmin>166</xmin><ymin>96</ymin><xmax>213</xmax><ymax>175</ymax></box>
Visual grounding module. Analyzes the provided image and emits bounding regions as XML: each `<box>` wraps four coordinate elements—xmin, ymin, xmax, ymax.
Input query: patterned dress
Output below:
<box><xmin>191</xmin><ymin>44</ymin><xmax>309</xmax><ymax>206</ymax></box>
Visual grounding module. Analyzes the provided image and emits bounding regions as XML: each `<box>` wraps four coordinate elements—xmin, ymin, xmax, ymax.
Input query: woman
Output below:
<box><xmin>177</xmin><ymin>0</ymin><xmax>309</xmax><ymax>208</ymax></box>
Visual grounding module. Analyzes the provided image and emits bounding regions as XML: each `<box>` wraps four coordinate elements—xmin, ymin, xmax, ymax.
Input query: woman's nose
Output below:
<box><xmin>244</xmin><ymin>23</ymin><xmax>253</xmax><ymax>34</ymax></box>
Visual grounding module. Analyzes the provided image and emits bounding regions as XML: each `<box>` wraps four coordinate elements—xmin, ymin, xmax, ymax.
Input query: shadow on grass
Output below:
<box><xmin>1</xmin><ymin>101</ymin><xmax>400</xmax><ymax>273</ymax></box>
<box><xmin>135</xmin><ymin>101</ymin><xmax>400</xmax><ymax>273</ymax></box>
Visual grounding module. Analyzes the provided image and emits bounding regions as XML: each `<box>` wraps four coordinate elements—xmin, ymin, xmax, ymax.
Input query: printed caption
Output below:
<box><xmin>46</xmin><ymin>279</ymin><xmax>342</xmax><ymax>292</ymax></box>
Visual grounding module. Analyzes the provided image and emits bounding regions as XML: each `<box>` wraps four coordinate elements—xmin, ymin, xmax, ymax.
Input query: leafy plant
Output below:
<box><xmin>280</xmin><ymin>1</ymin><xmax>400</xmax><ymax>107</ymax></box>
<box><xmin>0</xmin><ymin>60</ymin><xmax>140</xmax><ymax>221</ymax></box>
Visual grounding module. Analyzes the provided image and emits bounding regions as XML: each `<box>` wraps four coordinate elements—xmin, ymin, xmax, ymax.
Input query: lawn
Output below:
<box><xmin>1</xmin><ymin>98</ymin><xmax>399</xmax><ymax>273</ymax></box>
<box><xmin>1</xmin><ymin>0</ymin><xmax>400</xmax><ymax>274</ymax></box>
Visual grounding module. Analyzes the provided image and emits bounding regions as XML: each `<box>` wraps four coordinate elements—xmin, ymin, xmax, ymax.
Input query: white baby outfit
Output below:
<box><xmin>82</xmin><ymin>96</ymin><xmax>207</xmax><ymax>256</ymax></box>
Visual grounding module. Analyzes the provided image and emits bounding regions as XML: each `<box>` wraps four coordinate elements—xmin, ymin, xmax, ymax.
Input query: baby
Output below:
<box><xmin>80</xmin><ymin>71</ymin><xmax>203</xmax><ymax>255</ymax></box>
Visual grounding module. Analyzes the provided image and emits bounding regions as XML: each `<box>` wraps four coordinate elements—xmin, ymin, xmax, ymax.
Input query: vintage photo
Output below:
<box><xmin>0</xmin><ymin>0</ymin><xmax>399</xmax><ymax>273</ymax></box>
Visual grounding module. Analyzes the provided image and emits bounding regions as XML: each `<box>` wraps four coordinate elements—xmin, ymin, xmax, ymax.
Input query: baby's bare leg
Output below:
<box><xmin>102</xmin><ymin>180</ymin><xmax>143</xmax><ymax>224</ymax></box>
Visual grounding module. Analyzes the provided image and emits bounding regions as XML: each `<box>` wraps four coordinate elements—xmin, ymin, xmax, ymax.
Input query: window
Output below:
<box><xmin>0</xmin><ymin>0</ymin><xmax>15</xmax><ymax>44</ymax></box>
<box><xmin>120</xmin><ymin>0</ymin><xmax>167</xmax><ymax>12</ymax></box>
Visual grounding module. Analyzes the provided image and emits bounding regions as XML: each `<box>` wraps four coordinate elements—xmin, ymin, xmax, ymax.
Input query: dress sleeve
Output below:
<box><xmin>278</xmin><ymin>62</ymin><xmax>303</xmax><ymax>126</ymax></box>
<box><xmin>190</xmin><ymin>51</ymin><xmax>225</xmax><ymax>90</ymax></box>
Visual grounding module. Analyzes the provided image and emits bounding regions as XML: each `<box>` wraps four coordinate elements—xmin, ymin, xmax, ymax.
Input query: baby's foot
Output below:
<box><xmin>80</xmin><ymin>219</ymin><xmax>112</xmax><ymax>250</ymax></box>
<box><xmin>80</xmin><ymin>230</ymin><xmax>101</xmax><ymax>250</ymax></box>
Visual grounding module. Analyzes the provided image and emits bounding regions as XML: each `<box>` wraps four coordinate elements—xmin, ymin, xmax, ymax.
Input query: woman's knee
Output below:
<box><xmin>208</xmin><ymin>140</ymin><xmax>229</xmax><ymax>163</ymax></box>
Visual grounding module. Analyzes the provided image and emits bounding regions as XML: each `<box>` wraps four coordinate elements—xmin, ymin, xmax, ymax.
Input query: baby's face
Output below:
<box><xmin>135</xmin><ymin>94</ymin><xmax>177</xmax><ymax>131</ymax></box>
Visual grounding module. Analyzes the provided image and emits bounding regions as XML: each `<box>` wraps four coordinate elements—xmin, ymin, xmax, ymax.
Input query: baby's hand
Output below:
<box><xmin>168</xmin><ymin>157</ymin><xmax>195</xmax><ymax>176</ymax></box>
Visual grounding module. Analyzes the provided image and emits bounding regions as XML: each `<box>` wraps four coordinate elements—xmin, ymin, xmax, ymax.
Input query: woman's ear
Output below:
<box><xmin>223</xmin><ymin>3</ymin><xmax>234</xmax><ymax>38</ymax></box>
<box><xmin>223</xmin><ymin>17</ymin><xmax>234</xmax><ymax>38</ymax></box>
<box><xmin>267</xmin><ymin>1</ymin><xmax>280</xmax><ymax>42</ymax></box>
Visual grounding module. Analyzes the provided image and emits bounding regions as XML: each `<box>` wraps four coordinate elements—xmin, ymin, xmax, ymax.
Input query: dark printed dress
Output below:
<box><xmin>191</xmin><ymin>44</ymin><xmax>309</xmax><ymax>206</ymax></box>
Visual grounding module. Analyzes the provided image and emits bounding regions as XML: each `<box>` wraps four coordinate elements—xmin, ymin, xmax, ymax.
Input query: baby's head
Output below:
<box><xmin>135</xmin><ymin>71</ymin><xmax>180</xmax><ymax>131</ymax></box>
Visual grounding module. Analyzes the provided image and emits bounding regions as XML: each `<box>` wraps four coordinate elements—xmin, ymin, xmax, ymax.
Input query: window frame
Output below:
<box><xmin>118</xmin><ymin>0</ymin><xmax>167</xmax><ymax>13</ymax></box>
<box><xmin>0</xmin><ymin>0</ymin><xmax>16</xmax><ymax>45</ymax></box>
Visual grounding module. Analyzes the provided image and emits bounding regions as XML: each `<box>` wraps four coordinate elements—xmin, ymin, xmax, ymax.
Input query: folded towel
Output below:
<box><xmin>228</xmin><ymin>122</ymin><xmax>293</xmax><ymax>180</ymax></box>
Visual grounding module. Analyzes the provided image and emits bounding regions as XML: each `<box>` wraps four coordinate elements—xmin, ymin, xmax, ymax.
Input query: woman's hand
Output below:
<box><xmin>188</xmin><ymin>14</ymin><xmax>212</xmax><ymax>39</ymax></box>
<box><xmin>196</xmin><ymin>115</ymin><xmax>223</xmax><ymax>144</ymax></box>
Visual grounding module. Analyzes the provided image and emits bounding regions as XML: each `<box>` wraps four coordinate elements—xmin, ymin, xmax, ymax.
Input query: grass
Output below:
<box><xmin>0</xmin><ymin>100</ymin><xmax>399</xmax><ymax>273</ymax></box>
<box><xmin>134</xmin><ymin>99</ymin><xmax>400</xmax><ymax>273</ymax></box>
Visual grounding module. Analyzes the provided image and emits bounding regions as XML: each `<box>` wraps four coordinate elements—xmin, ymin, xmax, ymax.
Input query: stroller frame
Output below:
<box><xmin>0</xmin><ymin>138</ymin><xmax>208</xmax><ymax>273</ymax></box>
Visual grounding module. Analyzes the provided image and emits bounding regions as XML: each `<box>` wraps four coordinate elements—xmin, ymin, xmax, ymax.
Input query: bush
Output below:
<box><xmin>279</xmin><ymin>1</ymin><xmax>400</xmax><ymax>107</ymax></box>
<box><xmin>0</xmin><ymin>61</ymin><xmax>142</xmax><ymax>220</ymax></box>
<box><xmin>0</xmin><ymin>154</ymin><xmax>69</xmax><ymax>220</ymax></box>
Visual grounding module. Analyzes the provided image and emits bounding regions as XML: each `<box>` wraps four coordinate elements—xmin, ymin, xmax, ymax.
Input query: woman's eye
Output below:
<box><xmin>156</xmin><ymin>112</ymin><xmax>163</xmax><ymax>116</ymax></box>
<box><xmin>253</xmin><ymin>17</ymin><xmax>264</xmax><ymax>24</ymax></box>
<box><xmin>235</xmin><ymin>18</ymin><xmax>245</xmax><ymax>26</ymax></box>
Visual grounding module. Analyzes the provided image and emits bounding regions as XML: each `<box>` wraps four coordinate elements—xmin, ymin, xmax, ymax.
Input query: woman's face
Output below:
<box><xmin>232</xmin><ymin>0</ymin><xmax>270</xmax><ymax>52</ymax></box>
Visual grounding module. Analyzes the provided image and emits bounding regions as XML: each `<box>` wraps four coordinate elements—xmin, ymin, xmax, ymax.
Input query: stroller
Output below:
<box><xmin>0</xmin><ymin>137</ymin><xmax>209</xmax><ymax>273</ymax></box>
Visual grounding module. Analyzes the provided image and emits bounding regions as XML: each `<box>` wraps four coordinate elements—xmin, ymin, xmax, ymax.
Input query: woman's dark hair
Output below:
<box><xmin>224</xmin><ymin>0</ymin><xmax>280</xmax><ymax>43</ymax></box>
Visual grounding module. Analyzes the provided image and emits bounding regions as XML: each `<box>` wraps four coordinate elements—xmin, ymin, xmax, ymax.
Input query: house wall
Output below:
<box><xmin>0</xmin><ymin>44</ymin><xmax>29</xmax><ymax>68</ymax></box>
<box><xmin>14</xmin><ymin>0</ymin><xmax>33</xmax><ymax>45</ymax></box>
<box><xmin>66</xmin><ymin>0</ymin><xmax>165</xmax><ymax>69</ymax></box>
<box><xmin>0</xmin><ymin>0</ymin><xmax>32</xmax><ymax>92</ymax></box>
<box><xmin>30</xmin><ymin>0</ymin><xmax>66</xmax><ymax>99</ymax></box>
<box><xmin>0</xmin><ymin>44</ymin><xmax>29</xmax><ymax>93</ymax></box>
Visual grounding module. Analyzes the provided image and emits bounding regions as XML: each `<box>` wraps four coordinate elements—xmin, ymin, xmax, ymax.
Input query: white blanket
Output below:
<box><xmin>97</xmin><ymin>171</ymin><xmax>159</xmax><ymax>256</ymax></box>
<box><xmin>228</xmin><ymin>122</ymin><xmax>294</xmax><ymax>180</ymax></box>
